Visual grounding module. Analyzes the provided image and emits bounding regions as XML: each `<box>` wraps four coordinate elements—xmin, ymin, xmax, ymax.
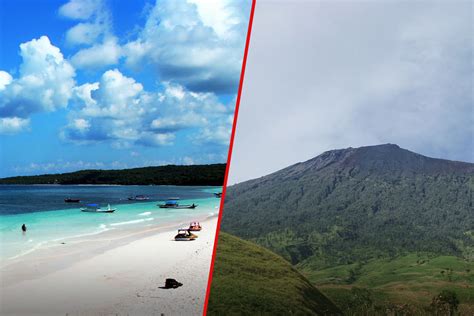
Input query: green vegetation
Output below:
<box><xmin>0</xmin><ymin>164</ymin><xmax>226</xmax><ymax>185</ymax></box>
<box><xmin>222</xmin><ymin>145</ymin><xmax>473</xmax><ymax>267</ymax></box>
<box><xmin>216</xmin><ymin>144</ymin><xmax>474</xmax><ymax>314</ymax></box>
<box><xmin>208</xmin><ymin>232</ymin><xmax>341</xmax><ymax>315</ymax></box>
<box><xmin>305</xmin><ymin>254</ymin><xmax>474</xmax><ymax>314</ymax></box>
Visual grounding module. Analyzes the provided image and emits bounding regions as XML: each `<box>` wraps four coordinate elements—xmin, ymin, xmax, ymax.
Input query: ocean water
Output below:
<box><xmin>0</xmin><ymin>185</ymin><xmax>222</xmax><ymax>260</ymax></box>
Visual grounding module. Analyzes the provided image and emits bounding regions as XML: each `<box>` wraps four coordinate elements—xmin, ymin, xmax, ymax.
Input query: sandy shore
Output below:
<box><xmin>0</xmin><ymin>216</ymin><xmax>217</xmax><ymax>316</ymax></box>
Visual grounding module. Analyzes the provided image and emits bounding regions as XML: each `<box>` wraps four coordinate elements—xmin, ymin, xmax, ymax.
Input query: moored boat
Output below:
<box><xmin>214</xmin><ymin>192</ymin><xmax>222</xmax><ymax>198</ymax></box>
<box><xmin>188</xmin><ymin>221</ymin><xmax>202</xmax><ymax>231</ymax></box>
<box><xmin>158</xmin><ymin>200</ymin><xmax>197</xmax><ymax>209</ymax></box>
<box><xmin>128</xmin><ymin>195</ymin><xmax>150</xmax><ymax>201</ymax></box>
<box><xmin>65</xmin><ymin>198</ymin><xmax>81</xmax><ymax>203</ymax></box>
<box><xmin>174</xmin><ymin>229</ymin><xmax>197</xmax><ymax>241</ymax></box>
<box><xmin>81</xmin><ymin>204</ymin><xmax>116</xmax><ymax>213</ymax></box>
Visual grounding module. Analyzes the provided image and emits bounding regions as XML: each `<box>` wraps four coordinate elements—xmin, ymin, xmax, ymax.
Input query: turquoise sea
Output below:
<box><xmin>0</xmin><ymin>185</ymin><xmax>221</xmax><ymax>260</ymax></box>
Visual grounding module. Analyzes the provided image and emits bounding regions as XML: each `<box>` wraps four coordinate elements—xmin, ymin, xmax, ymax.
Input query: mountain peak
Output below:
<box><xmin>269</xmin><ymin>144</ymin><xmax>473</xmax><ymax>182</ymax></box>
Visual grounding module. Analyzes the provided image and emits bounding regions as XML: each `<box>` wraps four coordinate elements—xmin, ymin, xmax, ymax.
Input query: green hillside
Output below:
<box><xmin>222</xmin><ymin>144</ymin><xmax>473</xmax><ymax>266</ymax></box>
<box><xmin>218</xmin><ymin>144</ymin><xmax>474</xmax><ymax>314</ymax></box>
<box><xmin>0</xmin><ymin>164</ymin><xmax>226</xmax><ymax>185</ymax></box>
<box><xmin>207</xmin><ymin>232</ymin><xmax>341</xmax><ymax>315</ymax></box>
<box><xmin>304</xmin><ymin>254</ymin><xmax>474</xmax><ymax>315</ymax></box>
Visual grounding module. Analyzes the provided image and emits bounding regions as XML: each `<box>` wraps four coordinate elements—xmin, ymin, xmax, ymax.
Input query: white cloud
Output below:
<box><xmin>0</xmin><ymin>36</ymin><xmax>76</xmax><ymax>134</ymax></box>
<box><xmin>65</xmin><ymin>22</ymin><xmax>103</xmax><ymax>45</ymax></box>
<box><xmin>63</xmin><ymin>69</ymin><xmax>234</xmax><ymax>147</ymax></box>
<box><xmin>0</xmin><ymin>71</ymin><xmax>12</xmax><ymax>90</ymax></box>
<box><xmin>13</xmin><ymin>160</ymin><xmax>107</xmax><ymax>174</ymax></box>
<box><xmin>61</xmin><ymin>0</ymin><xmax>115</xmax><ymax>70</ymax></box>
<box><xmin>0</xmin><ymin>117</ymin><xmax>30</xmax><ymax>135</ymax></box>
<box><xmin>73</xmin><ymin>118</ymin><xmax>90</xmax><ymax>131</ymax></box>
<box><xmin>123</xmin><ymin>0</ymin><xmax>251</xmax><ymax>93</ymax></box>
<box><xmin>59</xmin><ymin>0</ymin><xmax>102</xmax><ymax>20</ymax></box>
<box><xmin>71</xmin><ymin>38</ymin><xmax>122</xmax><ymax>69</ymax></box>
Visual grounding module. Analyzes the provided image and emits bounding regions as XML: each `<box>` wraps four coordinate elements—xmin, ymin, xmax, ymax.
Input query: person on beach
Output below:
<box><xmin>21</xmin><ymin>224</ymin><xmax>27</xmax><ymax>232</ymax></box>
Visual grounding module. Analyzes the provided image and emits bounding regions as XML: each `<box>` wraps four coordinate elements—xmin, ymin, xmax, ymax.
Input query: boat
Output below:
<box><xmin>65</xmin><ymin>198</ymin><xmax>81</xmax><ymax>203</ymax></box>
<box><xmin>81</xmin><ymin>204</ymin><xmax>116</xmax><ymax>213</ymax></box>
<box><xmin>188</xmin><ymin>221</ymin><xmax>202</xmax><ymax>231</ymax></box>
<box><xmin>128</xmin><ymin>195</ymin><xmax>150</xmax><ymax>201</ymax></box>
<box><xmin>158</xmin><ymin>200</ymin><xmax>197</xmax><ymax>209</ymax></box>
<box><xmin>214</xmin><ymin>192</ymin><xmax>222</xmax><ymax>198</ymax></box>
<box><xmin>174</xmin><ymin>229</ymin><xmax>197</xmax><ymax>241</ymax></box>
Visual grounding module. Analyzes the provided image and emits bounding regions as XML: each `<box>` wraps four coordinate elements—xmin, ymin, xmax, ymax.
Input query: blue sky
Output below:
<box><xmin>0</xmin><ymin>0</ymin><xmax>250</xmax><ymax>177</ymax></box>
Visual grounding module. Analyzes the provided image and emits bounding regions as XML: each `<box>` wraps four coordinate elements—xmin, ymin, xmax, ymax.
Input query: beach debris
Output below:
<box><xmin>163</xmin><ymin>278</ymin><xmax>183</xmax><ymax>289</ymax></box>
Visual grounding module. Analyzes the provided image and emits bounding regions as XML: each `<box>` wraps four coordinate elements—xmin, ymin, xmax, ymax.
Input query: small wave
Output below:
<box><xmin>110</xmin><ymin>218</ymin><xmax>154</xmax><ymax>226</ymax></box>
<box><xmin>138</xmin><ymin>211</ymin><xmax>152</xmax><ymax>216</ymax></box>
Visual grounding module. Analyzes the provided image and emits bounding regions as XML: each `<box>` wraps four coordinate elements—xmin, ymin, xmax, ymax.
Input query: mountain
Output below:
<box><xmin>207</xmin><ymin>232</ymin><xmax>341</xmax><ymax>315</ymax></box>
<box><xmin>0</xmin><ymin>164</ymin><xmax>226</xmax><ymax>186</ymax></box>
<box><xmin>219</xmin><ymin>144</ymin><xmax>474</xmax><ymax>313</ymax></box>
<box><xmin>222</xmin><ymin>144</ymin><xmax>473</xmax><ymax>265</ymax></box>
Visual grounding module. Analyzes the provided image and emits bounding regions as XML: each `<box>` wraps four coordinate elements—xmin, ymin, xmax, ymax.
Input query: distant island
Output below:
<box><xmin>0</xmin><ymin>164</ymin><xmax>226</xmax><ymax>186</ymax></box>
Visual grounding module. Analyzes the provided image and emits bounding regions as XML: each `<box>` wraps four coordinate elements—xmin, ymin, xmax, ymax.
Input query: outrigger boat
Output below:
<box><xmin>158</xmin><ymin>199</ymin><xmax>197</xmax><ymax>209</ymax></box>
<box><xmin>81</xmin><ymin>204</ymin><xmax>116</xmax><ymax>213</ymax></box>
<box><xmin>188</xmin><ymin>221</ymin><xmax>202</xmax><ymax>231</ymax></box>
<box><xmin>128</xmin><ymin>195</ymin><xmax>150</xmax><ymax>201</ymax></box>
<box><xmin>65</xmin><ymin>198</ymin><xmax>81</xmax><ymax>203</ymax></box>
<box><xmin>174</xmin><ymin>229</ymin><xmax>198</xmax><ymax>241</ymax></box>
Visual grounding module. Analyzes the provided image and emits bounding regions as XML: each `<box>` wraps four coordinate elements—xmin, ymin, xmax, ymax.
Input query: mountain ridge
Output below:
<box><xmin>242</xmin><ymin>144</ymin><xmax>473</xmax><ymax>187</ymax></box>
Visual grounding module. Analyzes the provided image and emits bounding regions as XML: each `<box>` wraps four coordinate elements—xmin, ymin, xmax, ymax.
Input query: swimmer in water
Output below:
<box><xmin>21</xmin><ymin>224</ymin><xmax>27</xmax><ymax>232</ymax></box>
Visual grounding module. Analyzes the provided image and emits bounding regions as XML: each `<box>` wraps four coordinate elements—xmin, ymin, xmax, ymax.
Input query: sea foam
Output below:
<box><xmin>110</xmin><ymin>218</ymin><xmax>154</xmax><ymax>226</ymax></box>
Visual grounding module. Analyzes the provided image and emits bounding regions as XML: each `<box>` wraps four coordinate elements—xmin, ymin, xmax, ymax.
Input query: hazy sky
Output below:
<box><xmin>0</xmin><ymin>0</ymin><xmax>250</xmax><ymax>177</ymax></box>
<box><xmin>228</xmin><ymin>0</ymin><xmax>473</xmax><ymax>184</ymax></box>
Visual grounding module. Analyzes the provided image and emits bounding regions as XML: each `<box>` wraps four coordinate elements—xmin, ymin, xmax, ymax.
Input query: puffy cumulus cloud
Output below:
<box><xmin>62</xmin><ymin>70</ymin><xmax>234</xmax><ymax>147</ymax></box>
<box><xmin>0</xmin><ymin>117</ymin><xmax>30</xmax><ymax>134</ymax></box>
<box><xmin>0</xmin><ymin>36</ymin><xmax>76</xmax><ymax>134</ymax></box>
<box><xmin>123</xmin><ymin>0</ymin><xmax>251</xmax><ymax>94</ymax></box>
<box><xmin>61</xmin><ymin>0</ymin><xmax>118</xmax><ymax>69</ymax></box>
<box><xmin>59</xmin><ymin>0</ymin><xmax>102</xmax><ymax>20</ymax></box>
<box><xmin>194</xmin><ymin>113</ymin><xmax>234</xmax><ymax>145</ymax></box>
<box><xmin>71</xmin><ymin>38</ymin><xmax>122</xmax><ymax>70</ymax></box>
<box><xmin>0</xmin><ymin>71</ymin><xmax>13</xmax><ymax>90</ymax></box>
<box><xmin>65</xmin><ymin>22</ymin><xmax>103</xmax><ymax>45</ymax></box>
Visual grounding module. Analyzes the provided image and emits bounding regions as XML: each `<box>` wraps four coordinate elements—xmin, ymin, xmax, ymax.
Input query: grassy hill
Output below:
<box><xmin>218</xmin><ymin>144</ymin><xmax>474</xmax><ymax>314</ymax></box>
<box><xmin>0</xmin><ymin>164</ymin><xmax>226</xmax><ymax>185</ymax></box>
<box><xmin>303</xmin><ymin>254</ymin><xmax>474</xmax><ymax>315</ymax></box>
<box><xmin>207</xmin><ymin>232</ymin><xmax>341</xmax><ymax>315</ymax></box>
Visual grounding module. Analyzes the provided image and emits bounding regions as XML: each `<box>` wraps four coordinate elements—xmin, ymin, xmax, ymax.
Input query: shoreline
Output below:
<box><xmin>0</xmin><ymin>215</ymin><xmax>217</xmax><ymax>315</ymax></box>
<box><xmin>0</xmin><ymin>194</ymin><xmax>220</xmax><ymax>261</ymax></box>
<box><xmin>1</xmin><ymin>212</ymin><xmax>217</xmax><ymax>275</ymax></box>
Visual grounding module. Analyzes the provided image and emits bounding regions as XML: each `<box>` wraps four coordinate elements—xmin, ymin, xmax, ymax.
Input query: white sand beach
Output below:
<box><xmin>0</xmin><ymin>216</ymin><xmax>217</xmax><ymax>316</ymax></box>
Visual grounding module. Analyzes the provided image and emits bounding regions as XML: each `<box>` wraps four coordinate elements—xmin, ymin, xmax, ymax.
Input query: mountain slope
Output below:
<box><xmin>207</xmin><ymin>232</ymin><xmax>341</xmax><ymax>315</ymax></box>
<box><xmin>221</xmin><ymin>144</ymin><xmax>474</xmax><ymax>267</ymax></box>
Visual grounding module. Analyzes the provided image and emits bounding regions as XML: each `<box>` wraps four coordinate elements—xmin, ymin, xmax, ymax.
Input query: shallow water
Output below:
<box><xmin>0</xmin><ymin>185</ymin><xmax>221</xmax><ymax>260</ymax></box>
